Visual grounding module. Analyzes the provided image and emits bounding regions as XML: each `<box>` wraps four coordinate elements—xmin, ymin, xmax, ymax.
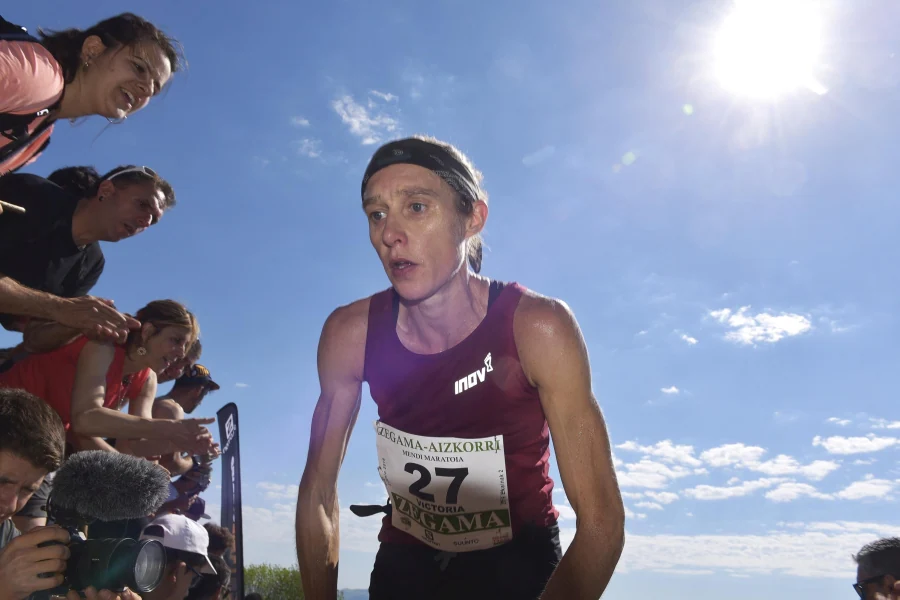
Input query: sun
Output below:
<box><xmin>714</xmin><ymin>0</ymin><xmax>827</xmax><ymax>100</ymax></box>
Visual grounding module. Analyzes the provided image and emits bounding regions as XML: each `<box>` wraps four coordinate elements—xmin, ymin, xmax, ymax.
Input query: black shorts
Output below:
<box><xmin>368</xmin><ymin>524</ymin><xmax>562</xmax><ymax>600</ymax></box>
<box><xmin>15</xmin><ymin>472</ymin><xmax>54</xmax><ymax>520</ymax></box>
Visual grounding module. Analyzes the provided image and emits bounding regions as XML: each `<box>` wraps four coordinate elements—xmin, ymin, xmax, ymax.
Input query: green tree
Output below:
<box><xmin>244</xmin><ymin>564</ymin><xmax>344</xmax><ymax>599</ymax></box>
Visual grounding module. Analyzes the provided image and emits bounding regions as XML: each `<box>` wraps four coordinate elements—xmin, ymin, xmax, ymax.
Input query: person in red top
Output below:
<box><xmin>0</xmin><ymin>298</ymin><xmax>215</xmax><ymax>458</ymax></box>
<box><xmin>0</xmin><ymin>13</ymin><xmax>182</xmax><ymax>178</ymax></box>
<box><xmin>296</xmin><ymin>136</ymin><xmax>625</xmax><ymax>600</ymax></box>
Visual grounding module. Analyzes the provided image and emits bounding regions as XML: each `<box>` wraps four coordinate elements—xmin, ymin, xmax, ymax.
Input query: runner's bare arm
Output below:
<box><xmin>153</xmin><ymin>400</ymin><xmax>194</xmax><ymax>474</ymax></box>
<box><xmin>296</xmin><ymin>300</ymin><xmax>368</xmax><ymax>600</ymax></box>
<box><xmin>516</xmin><ymin>295</ymin><xmax>625</xmax><ymax>600</ymax></box>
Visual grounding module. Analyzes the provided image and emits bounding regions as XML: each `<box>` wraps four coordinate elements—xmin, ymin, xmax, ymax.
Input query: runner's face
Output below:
<box><xmin>363</xmin><ymin>164</ymin><xmax>469</xmax><ymax>300</ymax></box>
<box><xmin>158</xmin><ymin>356</ymin><xmax>193</xmax><ymax>384</ymax></box>
<box><xmin>79</xmin><ymin>39</ymin><xmax>172</xmax><ymax>119</ymax></box>
<box><xmin>0</xmin><ymin>451</ymin><xmax>46</xmax><ymax>522</ymax></box>
<box><xmin>98</xmin><ymin>179</ymin><xmax>165</xmax><ymax>242</ymax></box>
<box><xmin>143</xmin><ymin>325</ymin><xmax>192</xmax><ymax>374</ymax></box>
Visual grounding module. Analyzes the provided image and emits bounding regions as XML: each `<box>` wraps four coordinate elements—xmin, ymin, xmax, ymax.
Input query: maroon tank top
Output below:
<box><xmin>363</xmin><ymin>280</ymin><xmax>559</xmax><ymax>546</ymax></box>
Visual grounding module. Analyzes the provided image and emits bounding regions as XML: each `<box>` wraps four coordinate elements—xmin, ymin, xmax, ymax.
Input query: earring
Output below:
<box><xmin>137</xmin><ymin>347</ymin><xmax>147</xmax><ymax>356</ymax></box>
<box><xmin>83</xmin><ymin>60</ymin><xmax>90</xmax><ymax>69</ymax></box>
<box><xmin>98</xmin><ymin>196</ymin><xmax>104</xmax><ymax>202</ymax></box>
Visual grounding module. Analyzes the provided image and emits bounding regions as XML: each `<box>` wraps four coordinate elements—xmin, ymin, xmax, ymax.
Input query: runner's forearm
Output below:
<box><xmin>296</xmin><ymin>486</ymin><xmax>341</xmax><ymax>600</ymax></box>
<box><xmin>539</xmin><ymin>528</ymin><xmax>624</xmax><ymax>600</ymax></box>
<box><xmin>0</xmin><ymin>274</ymin><xmax>64</xmax><ymax>321</ymax></box>
<box><xmin>71</xmin><ymin>407</ymin><xmax>166</xmax><ymax>440</ymax></box>
<box><xmin>159</xmin><ymin>452</ymin><xmax>194</xmax><ymax>475</ymax></box>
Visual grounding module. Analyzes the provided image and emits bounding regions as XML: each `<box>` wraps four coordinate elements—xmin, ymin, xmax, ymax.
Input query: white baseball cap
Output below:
<box><xmin>140</xmin><ymin>513</ymin><xmax>216</xmax><ymax>574</ymax></box>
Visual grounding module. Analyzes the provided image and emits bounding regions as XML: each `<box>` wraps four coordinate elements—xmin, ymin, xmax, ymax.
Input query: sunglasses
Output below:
<box><xmin>853</xmin><ymin>573</ymin><xmax>898</xmax><ymax>598</ymax></box>
<box><xmin>107</xmin><ymin>165</ymin><xmax>158</xmax><ymax>180</ymax></box>
<box><xmin>186</xmin><ymin>563</ymin><xmax>204</xmax><ymax>587</ymax></box>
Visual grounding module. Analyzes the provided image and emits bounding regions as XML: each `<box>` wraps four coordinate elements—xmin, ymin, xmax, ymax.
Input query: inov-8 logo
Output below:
<box><xmin>454</xmin><ymin>353</ymin><xmax>493</xmax><ymax>395</ymax></box>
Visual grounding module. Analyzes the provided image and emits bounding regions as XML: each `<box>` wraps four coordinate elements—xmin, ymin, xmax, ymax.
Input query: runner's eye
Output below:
<box><xmin>410</xmin><ymin>202</ymin><xmax>425</xmax><ymax>213</ymax></box>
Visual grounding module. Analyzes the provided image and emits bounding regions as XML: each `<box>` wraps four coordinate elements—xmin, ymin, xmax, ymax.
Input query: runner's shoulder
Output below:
<box><xmin>513</xmin><ymin>289</ymin><xmax>583</xmax><ymax>355</ymax></box>
<box><xmin>153</xmin><ymin>397</ymin><xmax>183</xmax><ymax>420</ymax></box>
<box><xmin>320</xmin><ymin>297</ymin><xmax>370</xmax><ymax>357</ymax></box>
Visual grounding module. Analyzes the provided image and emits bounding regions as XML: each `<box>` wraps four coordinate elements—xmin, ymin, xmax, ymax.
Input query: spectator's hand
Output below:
<box><xmin>167</xmin><ymin>418</ymin><xmax>217</xmax><ymax>456</ymax></box>
<box><xmin>62</xmin><ymin>585</ymin><xmax>143</xmax><ymax>600</ymax></box>
<box><xmin>0</xmin><ymin>526</ymin><xmax>70</xmax><ymax>599</ymax></box>
<box><xmin>51</xmin><ymin>297</ymin><xmax>141</xmax><ymax>343</ymax></box>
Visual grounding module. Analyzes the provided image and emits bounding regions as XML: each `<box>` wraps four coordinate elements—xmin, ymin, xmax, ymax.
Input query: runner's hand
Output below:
<box><xmin>51</xmin><ymin>297</ymin><xmax>141</xmax><ymax>343</ymax></box>
<box><xmin>167</xmin><ymin>418</ymin><xmax>217</xmax><ymax>455</ymax></box>
<box><xmin>0</xmin><ymin>526</ymin><xmax>70</xmax><ymax>599</ymax></box>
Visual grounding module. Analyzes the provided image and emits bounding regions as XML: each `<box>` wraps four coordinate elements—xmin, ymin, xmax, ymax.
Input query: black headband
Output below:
<box><xmin>361</xmin><ymin>138</ymin><xmax>479</xmax><ymax>202</ymax></box>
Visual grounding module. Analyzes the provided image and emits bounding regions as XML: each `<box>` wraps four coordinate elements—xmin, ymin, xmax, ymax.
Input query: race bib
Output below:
<box><xmin>374</xmin><ymin>421</ymin><xmax>513</xmax><ymax>551</ymax></box>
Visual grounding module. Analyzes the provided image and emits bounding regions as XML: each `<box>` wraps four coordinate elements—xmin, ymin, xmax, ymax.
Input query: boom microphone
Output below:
<box><xmin>51</xmin><ymin>451</ymin><xmax>171</xmax><ymax>521</ymax></box>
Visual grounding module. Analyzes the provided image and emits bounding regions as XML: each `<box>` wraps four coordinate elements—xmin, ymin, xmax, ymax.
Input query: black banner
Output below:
<box><xmin>217</xmin><ymin>402</ymin><xmax>244</xmax><ymax>599</ymax></box>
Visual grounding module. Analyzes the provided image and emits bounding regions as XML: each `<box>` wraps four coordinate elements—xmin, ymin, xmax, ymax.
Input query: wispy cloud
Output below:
<box><xmin>812</xmin><ymin>434</ymin><xmax>898</xmax><ymax>455</ymax></box>
<box><xmin>870</xmin><ymin>418</ymin><xmax>900</xmax><ymax>430</ymax></box>
<box><xmin>661</xmin><ymin>386</ymin><xmax>680</xmax><ymax>395</ymax></box>
<box><xmin>765</xmin><ymin>482</ymin><xmax>833</xmax><ymax>503</ymax></box>
<box><xmin>369</xmin><ymin>90</ymin><xmax>398</xmax><ymax>102</ymax></box>
<box><xmin>256</xmin><ymin>482</ymin><xmax>298</xmax><ymax>500</ymax></box>
<box><xmin>617</xmin><ymin>459</ymin><xmax>703</xmax><ymax>490</ymax></box>
<box><xmin>681</xmin><ymin>333</ymin><xmax>698</xmax><ymax>345</ymax></box>
<box><xmin>709</xmin><ymin>307</ymin><xmax>812</xmax><ymax>345</ymax></box>
<box><xmin>827</xmin><ymin>417</ymin><xmax>851</xmax><ymax>427</ymax></box>
<box><xmin>616</xmin><ymin>440</ymin><xmax>703</xmax><ymax>467</ymax></box>
<box><xmin>295</xmin><ymin>138</ymin><xmax>323</xmax><ymax>158</ymax></box>
<box><xmin>683</xmin><ymin>477</ymin><xmax>785</xmax><ymax>501</ymax></box>
<box><xmin>290</xmin><ymin>116</ymin><xmax>310</xmax><ymax>127</ymax></box>
<box><xmin>332</xmin><ymin>94</ymin><xmax>399</xmax><ymax>145</ymax></box>
<box><xmin>835</xmin><ymin>475</ymin><xmax>897</xmax><ymax>500</ymax></box>
<box><xmin>522</xmin><ymin>146</ymin><xmax>556</xmax><ymax>167</ymax></box>
<box><xmin>645</xmin><ymin>491</ymin><xmax>679</xmax><ymax>504</ymax></box>
<box><xmin>235</xmin><ymin>383</ymin><xmax>250</xmax><ymax>389</ymax></box>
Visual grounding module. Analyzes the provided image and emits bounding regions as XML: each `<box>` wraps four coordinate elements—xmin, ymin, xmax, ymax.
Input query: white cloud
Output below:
<box><xmin>835</xmin><ymin>475</ymin><xmax>897</xmax><ymax>500</ymax></box>
<box><xmin>621</xmin><ymin>491</ymin><xmax>644</xmax><ymax>500</ymax></box>
<box><xmin>765</xmin><ymin>482</ymin><xmax>832</xmax><ymax>503</ymax></box>
<box><xmin>522</xmin><ymin>146</ymin><xmax>556</xmax><ymax>167</ymax></box>
<box><xmin>812</xmin><ymin>434</ymin><xmax>898</xmax><ymax>455</ymax></box>
<box><xmin>583</xmin><ymin>521</ymin><xmax>900</xmax><ymax>579</ymax></box>
<box><xmin>616</xmin><ymin>440</ymin><xmax>703</xmax><ymax>467</ymax></box>
<box><xmin>624</xmin><ymin>507</ymin><xmax>648</xmax><ymax>520</ymax></box>
<box><xmin>683</xmin><ymin>478</ymin><xmax>785</xmax><ymax>501</ymax></box>
<box><xmin>636</xmin><ymin>501</ymin><xmax>664</xmax><ymax>511</ymax></box>
<box><xmin>854</xmin><ymin>459</ymin><xmax>876</xmax><ymax>466</ymax></box>
<box><xmin>369</xmin><ymin>90</ymin><xmax>398</xmax><ymax>102</ymax></box>
<box><xmin>617</xmin><ymin>459</ymin><xmax>699</xmax><ymax>489</ymax></box>
<box><xmin>700</xmin><ymin>443</ymin><xmax>767</xmax><ymax>468</ymax></box>
<box><xmin>235</xmin><ymin>383</ymin><xmax>250</xmax><ymax>389</ymax></box>
<box><xmin>637</xmin><ymin>330</ymin><xmax>648</xmax><ymax>336</ymax></box>
<box><xmin>681</xmin><ymin>334</ymin><xmax>698</xmax><ymax>345</ymax></box>
<box><xmin>295</xmin><ymin>138</ymin><xmax>322</xmax><ymax>158</ymax></box>
<box><xmin>257</xmin><ymin>482</ymin><xmax>298</xmax><ymax>500</ymax></box>
<box><xmin>331</xmin><ymin>94</ymin><xmax>399</xmax><ymax>145</ymax></box>
<box><xmin>661</xmin><ymin>386</ymin><xmax>680</xmax><ymax>395</ymax></box>
<box><xmin>290</xmin><ymin>116</ymin><xmax>310</xmax><ymax>127</ymax></box>
<box><xmin>654</xmin><ymin>568</ymin><xmax>716</xmax><ymax>576</ymax></box>
<box><xmin>556</xmin><ymin>504</ymin><xmax>577</xmax><ymax>521</ymax></box>
<box><xmin>709</xmin><ymin>307</ymin><xmax>812</xmax><ymax>345</ymax></box>
<box><xmin>645</xmin><ymin>491</ymin><xmax>679</xmax><ymax>504</ymax></box>
<box><xmin>827</xmin><ymin>417</ymin><xmax>851</xmax><ymax>427</ymax></box>
<box><xmin>752</xmin><ymin>456</ymin><xmax>840</xmax><ymax>481</ymax></box>
<box><xmin>870</xmin><ymin>418</ymin><xmax>900</xmax><ymax>430</ymax></box>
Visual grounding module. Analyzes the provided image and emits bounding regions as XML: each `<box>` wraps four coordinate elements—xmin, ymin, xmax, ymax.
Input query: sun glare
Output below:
<box><xmin>714</xmin><ymin>0</ymin><xmax>827</xmax><ymax>100</ymax></box>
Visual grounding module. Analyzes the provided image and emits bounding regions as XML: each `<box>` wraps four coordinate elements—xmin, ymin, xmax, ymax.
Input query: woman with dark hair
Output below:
<box><xmin>0</xmin><ymin>164</ymin><xmax>175</xmax><ymax>354</ymax></box>
<box><xmin>0</xmin><ymin>299</ymin><xmax>215</xmax><ymax>458</ymax></box>
<box><xmin>0</xmin><ymin>12</ymin><xmax>183</xmax><ymax>177</ymax></box>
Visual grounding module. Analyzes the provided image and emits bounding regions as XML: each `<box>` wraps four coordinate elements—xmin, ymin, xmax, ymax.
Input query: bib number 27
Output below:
<box><xmin>405</xmin><ymin>463</ymin><xmax>469</xmax><ymax>504</ymax></box>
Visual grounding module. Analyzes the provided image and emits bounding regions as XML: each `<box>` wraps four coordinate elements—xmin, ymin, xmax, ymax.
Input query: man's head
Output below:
<box><xmin>0</xmin><ymin>388</ymin><xmax>65</xmax><ymax>523</ymax></box>
<box><xmin>854</xmin><ymin>537</ymin><xmax>900</xmax><ymax>599</ymax></box>
<box><xmin>49</xmin><ymin>164</ymin><xmax>176</xmax><ymax>243</ymax></box>
<box><xmin>361</xmin><ymin>136</ymin><xmax>489</xmax><ymax>302</ymax></box>
<box><xmin>203</xmin><ymin>522</ymin><xmax>235</xmax><ymax>558</ymax></box>
<box><xmin>141</xmin><ymin>514</ymin><xmax>216</xmax><ymax>600</ymax></box>
<box><xmin>158</xmin><ymin>339</ymin><xmax>203</xmax><ymax>384</ymax></box>
<box><xmin>186</xmin><ymin>555</ymin><xmax>230</xmax><ymax>600</ymax></box>
<box><xmin>170</xmin><ymin>364</ymin><xmax>220</xmax><ymax>414</ymax></box>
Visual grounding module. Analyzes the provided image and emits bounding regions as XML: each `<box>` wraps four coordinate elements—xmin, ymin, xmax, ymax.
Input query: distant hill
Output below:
<box><xmin>341</xmin><ymin>590</ymin><xmax>368</xmax><ymax>600</ymax></box>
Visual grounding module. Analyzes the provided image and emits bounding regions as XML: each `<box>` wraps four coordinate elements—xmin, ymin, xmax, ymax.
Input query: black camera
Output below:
<box><xmin>29</xmin><ymin>499</ymin><xmax>168</xmax><ymax>598</ymax></box>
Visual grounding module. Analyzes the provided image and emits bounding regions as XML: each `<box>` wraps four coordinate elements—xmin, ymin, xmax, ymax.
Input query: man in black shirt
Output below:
<box><xmin>0</xmin><ymin>164</ymin><xmax>176</xmax><ymax>355</ymax></box>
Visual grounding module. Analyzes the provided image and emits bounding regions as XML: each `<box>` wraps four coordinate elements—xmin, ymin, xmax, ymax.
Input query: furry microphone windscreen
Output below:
<box><xmin>51</xmin><ymin>451</ymin><xmax>172</xmax><ymax>521</ymax></box>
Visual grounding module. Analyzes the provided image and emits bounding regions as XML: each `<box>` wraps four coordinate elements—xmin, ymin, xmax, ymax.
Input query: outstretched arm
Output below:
<box><xmin>516</xmin><ymin>295</ymin><xmax>625</xmax><ymax>600</ymax></box>
<box><xmin>296</xmin><ymin>300</ymin><xmax>368</xmax><ymax>600</ymax></box>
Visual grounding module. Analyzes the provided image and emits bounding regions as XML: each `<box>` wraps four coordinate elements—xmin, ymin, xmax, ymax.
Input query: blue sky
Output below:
<box><xmin>5</xmin><ymin>1</ymin><xmax>900</xmax><ymax>597</ymax></box>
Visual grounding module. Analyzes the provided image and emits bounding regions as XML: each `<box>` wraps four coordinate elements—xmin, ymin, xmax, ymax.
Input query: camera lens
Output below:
<box><xmin>133</xmin><ymin>540</ymin><xmax>166</xmax><ymax>591</ymax></box>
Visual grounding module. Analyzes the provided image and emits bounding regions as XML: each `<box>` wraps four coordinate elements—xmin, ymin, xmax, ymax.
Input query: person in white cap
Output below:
<box><xmin>140</xmin><ymin>513</ymin><xmax>216</xmax><ymax>600</ymax></box>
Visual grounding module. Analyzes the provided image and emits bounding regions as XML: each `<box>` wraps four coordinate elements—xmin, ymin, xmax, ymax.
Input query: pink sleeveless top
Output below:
<box><xmin>364</xmin><ymin>280</ymin><xmax>559</xmax><ymax>546</ymax></box>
